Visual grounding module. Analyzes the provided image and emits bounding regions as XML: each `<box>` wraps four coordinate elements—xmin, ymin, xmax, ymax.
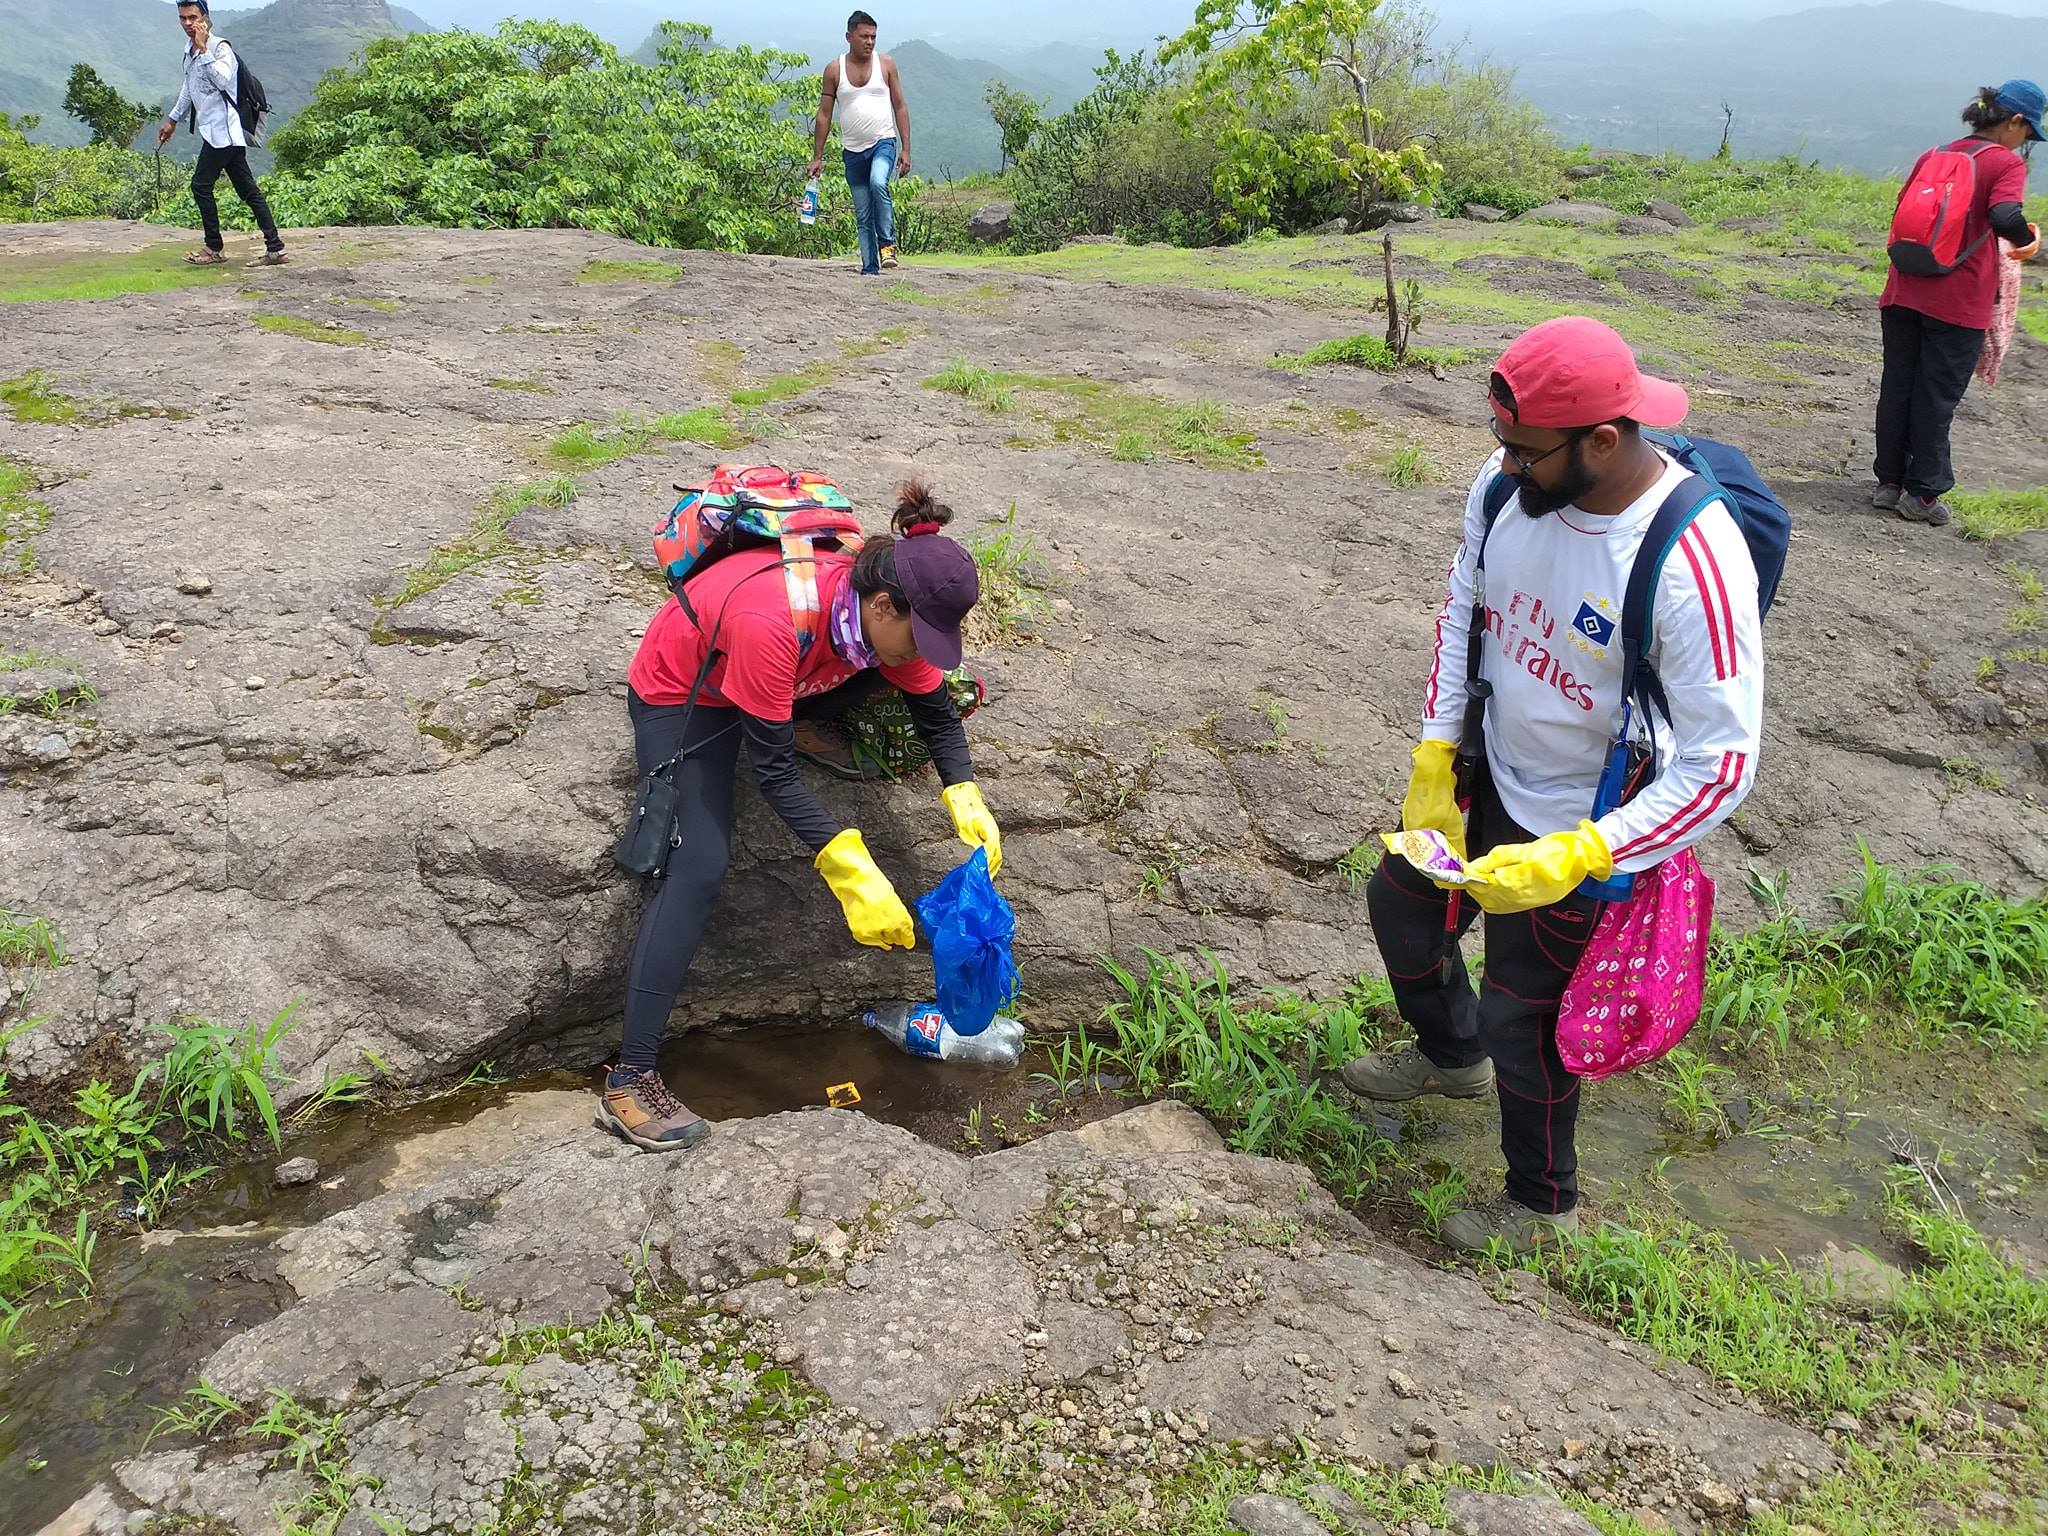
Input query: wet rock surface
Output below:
<box><xmin>55</xmin><ymin>1103</ymin><xmax>1826</xmax><ymax>1534</ymax></box>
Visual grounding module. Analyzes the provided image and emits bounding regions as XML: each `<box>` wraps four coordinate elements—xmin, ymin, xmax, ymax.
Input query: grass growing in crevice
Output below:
<box><xmin>253</xmin><ymin>313</ymin><xmax>368</xmax><ymax>346</ymax></box>
<box><xmin>485</xmin><ymin>376</ymin><xmax>551</xmax><ymax>394</ymax></box>
<box><xmin>966</xmin><ymin>503</ymin><xmax>1049</xmax><ymax>635</ymax></box>
<box><xmin>879</xmin><ymin>278</ymin><xmax>1010</xmax><ymax>313</ymax></box>
<box><xmin>543</xmin><ymin>409</ymin><xmax>746</xmax><ymax>470</ymax></box>
<box><xmin>0</xmin><ymin>456</ymin><xmax>54</xmax><ymax>574</ymax></box>
<box><xmin>1705</xmin><ymin>844</ymin><xmax>2048</xmax><ymax>1053</ymax></box>
<box><xmin>1950</xmin><ymin>487</ymin><xmax>2048</xmax><ymax>541</ymax></box>
<box><xmin>0</xmin><ymin>910</ymin><xmax>64</xmax><ymax>967</ymax></box>
<box><xmin>330</xmin><ymin>295</ymin><xmax>400</xmax><ymax>312</ymax></box>
<box><xmin>1998</xmin><ymin>561</ymin><xmax>2044</xmax><ymax>635</ymax></box>
<box><xmin>0</xmin><ymin>372</ymin><xmax>181</xmax><ymax>427</ymax></box>
<box><xmin>575</xmin><ymin>258</ymin><xmax>684</xmax><ymax>283</ymax></box>
<box><xmin>926</xmin><ymin>359</ymin><xmax>1263</xmax><ymax>469</ymax></box>
<box><xmin>385</xmin><ymin>476</ymin><xmax>577</xmax><ymax>607</ymax></box>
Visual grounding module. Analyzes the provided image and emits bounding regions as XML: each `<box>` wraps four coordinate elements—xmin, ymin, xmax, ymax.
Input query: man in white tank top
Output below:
<box><xmin>807</xmin><ymin>9</ymin><xmax>912</xmax><ymax>275</ymax></box>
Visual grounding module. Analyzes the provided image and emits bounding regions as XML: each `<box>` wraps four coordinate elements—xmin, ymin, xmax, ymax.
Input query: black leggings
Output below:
<box><xmin>1874</xmin><ymin>304</ymin><xmax>1986</xmax><ymax>500</ymax></box>
<box><xmin>616</xmin><ymin>672</ymin><xmax>892</xmax><ymax>1070</ymax></box>
<box><xmin>1363</xmin><ymin>769</ymin><xmax>1602</xmax><ymax>1213</ymax></box>
<box><xmin>192</xmin><ymin>143</ymin><xmax>282</xmax><ymax>253</ymax></box>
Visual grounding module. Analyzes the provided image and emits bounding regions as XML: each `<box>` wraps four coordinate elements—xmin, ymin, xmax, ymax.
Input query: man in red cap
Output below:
<box><xmin>1344</xmin><ymin>316</ymin><xmax>1764</xmax><ymax>1254</ymax></box>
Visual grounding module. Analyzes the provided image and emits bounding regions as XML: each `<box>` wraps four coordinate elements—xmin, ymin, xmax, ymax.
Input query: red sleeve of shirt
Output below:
<box><xmin>880</xmin><ymin>656</ymin><xmax>945</xmax><ymax>696</ymax></box>
<box><xmin>1988</xmin><ymin>144</ymin><xmax>2028</xmax><ymax>206</ymax></box>
<box><xmin>715</xmin><ymin>611</ymin><xmax>801</xmax><ymax>721</ymax></box>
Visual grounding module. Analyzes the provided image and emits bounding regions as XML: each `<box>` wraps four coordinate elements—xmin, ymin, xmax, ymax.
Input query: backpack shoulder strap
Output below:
<box><xmin>1477</xmin><ymin>471</ymin><xmax>1515</xmax><ymax>569</ymax></box>
<box><xmin>1621</xmin><ymin>472</ymin><xmax>1726</xmax><ymax>719</ymax></box>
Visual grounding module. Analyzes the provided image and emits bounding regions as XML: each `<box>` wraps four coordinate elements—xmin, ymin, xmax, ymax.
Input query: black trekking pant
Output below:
<box><xmin>1363</xmin><ymin>768</ymin><xmax>1601</xmax><ymax>1214</ymax></box>
<box><xmin>617</xmin><ymin>671</ymin><xmax>893</xmax><ymax>1070</ymax></box>
<box><xmin>1874</xmin><ymin>304</ymin><xmax>1986</xmax><ymax>501</ymax></box>
<box><xmin>192</xmin><ymin>143</ymin><xmax>282</xmax><ymax>254</ymax></box>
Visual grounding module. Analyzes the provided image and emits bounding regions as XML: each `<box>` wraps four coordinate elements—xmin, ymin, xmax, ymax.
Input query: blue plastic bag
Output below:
<box><xmin>915</xmin><ymin>847</ymin><xmax>1019</xmax><ymax>1037</ymax></box>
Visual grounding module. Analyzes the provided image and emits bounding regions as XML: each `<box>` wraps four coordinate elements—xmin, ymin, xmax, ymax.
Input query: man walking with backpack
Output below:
<box><xmin>1345</xmin><ymin>317</ymin><xmax>1767</xmax><ymax>1255</ymax></box>
<box><xmin>156</xmin><ymin>0</ymin><xmax>285</xmax><ymax>267</ymax></box>
<box><xmin>1874</xmin><ymin>80</ymin><xmax>2042</xmax><ymax>525</ymax></box>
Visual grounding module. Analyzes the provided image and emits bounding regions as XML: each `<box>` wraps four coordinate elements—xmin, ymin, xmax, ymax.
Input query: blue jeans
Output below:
<box><xmin>843</xmin><ymin>137</ymin><xmax>897</xmax><ymax>274</ymax></box>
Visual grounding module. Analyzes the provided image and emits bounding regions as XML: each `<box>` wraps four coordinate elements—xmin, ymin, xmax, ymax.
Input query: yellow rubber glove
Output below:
<box><xmin>1462</xmin><ymin>821</ymin><xmax>1615</xmax><ymax>915</ymax></box>
<box><xmin>942</xmin><ymin>782</ymin><xmax>1003</xmax><ymax>875</ymax></box>
<box><xmin>1401</xmin><ymin>740</ymin><xmax>1467</xmax><ymax>863</ymax></box>
<box><xmin>814</xmin><ymin>829</ymin><xmax>916</xmax><ymax>949</ymax></box>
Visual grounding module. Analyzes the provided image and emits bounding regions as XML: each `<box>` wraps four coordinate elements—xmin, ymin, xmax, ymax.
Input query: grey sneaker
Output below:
<box><xmin>1871</xmin><ymin>483</ymin><xmax>1903</xmax><ymax>511</ymax></box>
<box><xmin>1441</xmin><ymin>1193</ymin><xmax>1579</xmax><ymax>1256</ymax></box>
<box><xmin>1340</xmin><ymin>1041</ymin><xmax>1494</xmax><ymax>1101</ymax></box>
<box><xmin>1899</xmin><ymin>495</ymin><xmax>1953</xmax><ymax>526</ymax></box>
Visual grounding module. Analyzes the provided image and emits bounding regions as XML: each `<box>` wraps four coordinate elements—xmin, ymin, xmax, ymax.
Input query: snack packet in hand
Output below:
<box><xmin>1380</xmin><ymin>828</ymin><xmax>1490</xmax><ymax>886</ymax></box>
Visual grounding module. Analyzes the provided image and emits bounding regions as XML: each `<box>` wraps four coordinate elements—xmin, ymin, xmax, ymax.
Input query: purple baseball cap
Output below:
<box><xmin>893</xmin><ymin>525</ymin><xmax>979</xmax><ymax>670</ymax></box>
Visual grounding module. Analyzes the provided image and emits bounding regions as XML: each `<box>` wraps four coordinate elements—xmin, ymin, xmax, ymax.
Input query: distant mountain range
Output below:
<box><xmin>1443</xmin><ymin>0</ymin><xmax>2048</xmax><ymax>176</ymax></box>
<box><xmin>0</xmin><ymin>0</ymin><xmax>427</xmax><ymax>150</ymax></box>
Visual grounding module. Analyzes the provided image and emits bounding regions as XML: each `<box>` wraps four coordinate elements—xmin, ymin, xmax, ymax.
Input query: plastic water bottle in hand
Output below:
<box><xmin>865</xmin><ymin>1003</ymin><xmax>1025</xmax><ymax>1067</ymax></box>
<box><xmin>801</xmin><ymin>178</ymin><xmax>820</xmax><ymax>226</ymax></box>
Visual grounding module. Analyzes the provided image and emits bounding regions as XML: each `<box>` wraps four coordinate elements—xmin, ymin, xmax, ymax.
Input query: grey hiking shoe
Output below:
<box><xmin>1899</xmin><ymin>494</ymin><xmax>1953</xmax><ymax>526</ymax></box>
<box><xmin>596</xmin><ymin>1066</ymin><xmax>710</xmax><ymax>1152</ymax></box>
<box><xmin>1441</xmin><ymin>1193</ymin><xmax>1579</xmax><ymax>1256</ymax></box>
<box><xmin>1340</xmin><ymin>1041</ymin><xmax>1494</xmax><ymax>1101</ymax></box>
<box><xmin>1871</xmin><ymin>483</ymin><xmax>1903</xmax><ymax>511</ymax></box>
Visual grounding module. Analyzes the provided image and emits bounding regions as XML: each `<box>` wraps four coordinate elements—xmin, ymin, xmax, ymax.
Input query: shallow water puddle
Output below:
<box><xmin>3</xmin><ymin>1022</ymin><xmax>1041</xmax><ymax>1529</ymax></box>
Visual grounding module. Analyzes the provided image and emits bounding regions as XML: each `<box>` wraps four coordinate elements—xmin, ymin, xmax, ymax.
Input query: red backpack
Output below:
<box><xmin>1888</xmin><ymin>141</ymin><xmax>1993</xmax><ymax>276</ymax></box>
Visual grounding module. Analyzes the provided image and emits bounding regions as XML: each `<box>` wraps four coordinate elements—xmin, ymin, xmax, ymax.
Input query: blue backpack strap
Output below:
<box><xmin>1478</xmin><ymin>471</ymin><xmax>1516</xmax><ymax>568</ymax></box>
<box><xmin>1621</xmin><ymin>472</ymin><xmax>1727</xmax><ymax>721</ymax></box>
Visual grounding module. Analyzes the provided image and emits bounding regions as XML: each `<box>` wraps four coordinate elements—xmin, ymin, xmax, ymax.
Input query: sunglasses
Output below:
<box><xmin>1490</xmin><ymin>420</ymin><xmax>1589</xmax><ymax>474</ymax></box>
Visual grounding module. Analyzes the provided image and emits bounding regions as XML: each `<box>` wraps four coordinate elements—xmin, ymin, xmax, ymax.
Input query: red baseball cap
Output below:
<box><xmin>1490</xmin><ymin>316</ymin><xmax>1689</xmax><ymax>430</ymax></box>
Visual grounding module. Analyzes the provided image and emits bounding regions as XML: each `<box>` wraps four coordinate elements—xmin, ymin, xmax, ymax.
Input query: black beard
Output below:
<box><xmin>1512</xmin><ymin>446</ymin><xmax>1599</xmax><ymax>518</ymax></box>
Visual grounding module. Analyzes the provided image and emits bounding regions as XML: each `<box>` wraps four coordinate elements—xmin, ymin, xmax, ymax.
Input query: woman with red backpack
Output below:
<box><xmin>601</xmin><ymin>481</ymin><xmax>1002</xmax><ymax>1151</ymax></box>
<box><xmin>1875</xmin><ymin>81</ymin><xmax>2042</xmax><ymax>525</ymax></box>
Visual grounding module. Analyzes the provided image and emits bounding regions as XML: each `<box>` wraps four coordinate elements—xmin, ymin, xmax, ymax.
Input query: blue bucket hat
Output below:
<box><xmin>1994</xmin><ymin>78</ymin><xmax>2046</xmax><ymax>141</ymax></box>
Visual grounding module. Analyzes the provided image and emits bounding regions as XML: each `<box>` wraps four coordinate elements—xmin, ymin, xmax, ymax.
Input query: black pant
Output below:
<box><xmin>192</xmin><ymin>143</ymin><xmax>282</xmax><ymax>254</ymax></box>
<box><xmin>1874</xmin><ymin>304</ymin><xmax>1986</xmax><ymax>500</ymax></box>
<box><xmin>1364</xmin><ymin>770</ymin><xmax>1600</xmax><ymax>1213</ymax></box>
<box><xmin>617</xmin><ymin>672</ymin><xmax>892</xmax><ymax>1070</ymax></box>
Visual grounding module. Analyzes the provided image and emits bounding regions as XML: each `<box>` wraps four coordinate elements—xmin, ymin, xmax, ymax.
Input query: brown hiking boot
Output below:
<box><xmin>792</xmin><ymin>720</ymin><xmax>886</xmax><ymax>781</ymax></box>
<box><xmin>1340</xmin><ymin>1040</ymin><xmax>1494</xmax><ymax>1101</ymax></box>
<box><xmin>596</xmin><ymin>1066</ymin><xmax>710</xmax><ymax>1152</ymax></box>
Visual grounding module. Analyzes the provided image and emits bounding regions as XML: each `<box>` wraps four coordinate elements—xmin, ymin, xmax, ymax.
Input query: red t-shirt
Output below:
<box><xmin>1881</xmin><ymin>137</ymin><xmax>2028</xmax><ymax>330</ymax></box>
<box><xmin>628</xmin><ymin>547</ymin><xmax>943</xmax><ymax>720</ymax></box>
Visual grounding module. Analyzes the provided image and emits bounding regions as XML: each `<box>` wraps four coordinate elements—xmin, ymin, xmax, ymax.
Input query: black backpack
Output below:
<box><xmin>186</xmin><ymin>41</ymin><xmax>270</xmax><ymax>146</ymax></box>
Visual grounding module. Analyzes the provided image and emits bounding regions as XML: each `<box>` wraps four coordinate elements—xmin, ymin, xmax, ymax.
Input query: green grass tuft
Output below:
<box><xmin>1705</xmin><ymin>845</ymin><xmax>2048</xmax><ymax>1053</ymax></box>
<box><xmin>1109</xmin><ymin>431</ymin><xmax>1156</xmax><ymax>463</ymax></box>
<box><xmin>926</xmin><ymin>357</ymin><xmax>1013</xmax><ymax>411</ymax></box>
<box><xmin>1949</xmin><ymin>486</ymin><xmax>2048</xmax><ymax>541</ymax></box>
<box><xmin>486</xmin><ymin>377</ymin><xmax>552</xmax><ymax>394</ymax></box>
<box><xmin>0</xmin><ymin>456</ymin><xmax>53</xmax><ymax>574</ymax></box>
<box><xmin>0</xmin><ymin>246</ymin><xmax>237</xmax><ymax>304</ymax></box>
<box><xmin>254</xmin><ymin>313</ymin><xmax>368</xmax><ymax>346</ymax></box>
<box><xmin>0</xmin><ymin>909</ymin><xmax>65</xmax><ymax>967</ymax></box>
<box><xmin>1385</xmin><ymin>442</ymin><xmax>1437</xmax><ymax>489</ymax></box>
<box><xmin>967</xmin><ymin>504</ymin><xmax>1048</xmax><ymax>633</ymax></box>
<box><xmin>575</xmin><ymin>258</ymin><xmax>683</xmax><ymax>284</ymax></box>
<box><xmin>543</xmin><ymin>408</ymin><xmax>744</xmax><ymax>470</ymax></box>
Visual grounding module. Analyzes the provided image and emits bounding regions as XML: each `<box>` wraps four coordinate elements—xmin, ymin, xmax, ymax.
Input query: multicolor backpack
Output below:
<box><xmin>653</xmin><ymin>465</ymin><xmax>864</xmax><ymax>658</ymax></box>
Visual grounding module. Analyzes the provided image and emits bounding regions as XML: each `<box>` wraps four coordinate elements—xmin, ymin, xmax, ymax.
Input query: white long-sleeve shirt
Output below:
<box><xmin>1421</xmin><ymin>448</ymin><xmax>1764</xmax><ymax>874</ymax></box>
<box><xmin>169</xmin><ymin>38</ymin><xmax>245</xmax><ymax>151</ymax></box>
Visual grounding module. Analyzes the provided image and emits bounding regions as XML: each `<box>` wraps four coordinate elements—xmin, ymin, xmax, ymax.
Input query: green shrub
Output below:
<box><xmin>0</xmin><ymin>112</ymin><xmax>157</xmax><ymax>221</ymax></box>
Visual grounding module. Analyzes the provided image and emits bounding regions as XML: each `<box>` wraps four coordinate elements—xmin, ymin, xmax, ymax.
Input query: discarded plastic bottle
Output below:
<box><xmin>800</xmin><ymin>178</ymin><xmax>820</xmax><ymax>226</ymax></box>
<box><xmin>864</xmin><ymin>1003</ymin><xmax>1025</xmax><ymax>1067</ymax></box>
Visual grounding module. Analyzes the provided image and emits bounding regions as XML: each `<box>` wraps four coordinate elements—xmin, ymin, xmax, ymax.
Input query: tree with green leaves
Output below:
<box><xmin>983</xmin><ymin>80</ymin><xmax>1041</xmax><ymax>174</ymax></box>
<box><xmin>62</xmin><ymin>63</ymin><xmax>156</xmax><ymax>150</ymax></box>
<box><xmin>261</xmin><ymin>20</ymin><xmax>820</xmax><ymax>253</ymax></box>
<box><xmin>1160</xmin><ymin>0</ymin><xmax>1440</xmax><ymax>233</ymax></box>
